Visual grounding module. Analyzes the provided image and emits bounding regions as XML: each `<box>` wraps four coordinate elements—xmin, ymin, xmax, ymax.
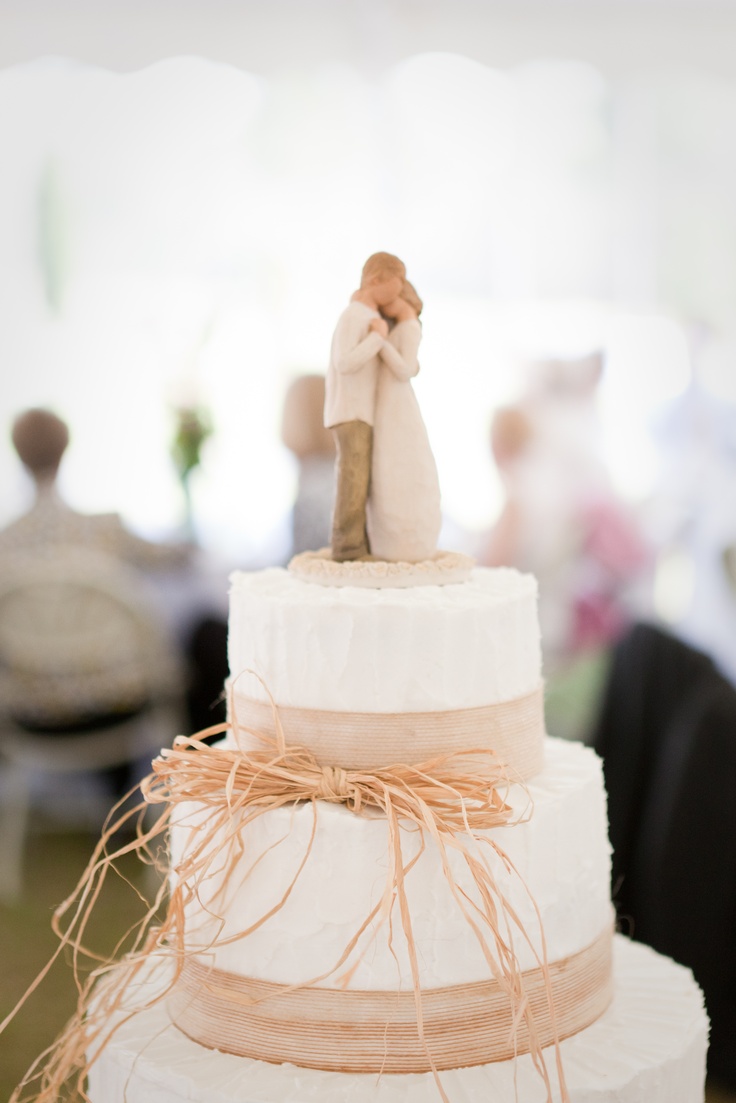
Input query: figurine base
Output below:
<box><xmin>287</xmin><ymin>548</ymin><xmax>475</xmax><ymax>588</ymax></box>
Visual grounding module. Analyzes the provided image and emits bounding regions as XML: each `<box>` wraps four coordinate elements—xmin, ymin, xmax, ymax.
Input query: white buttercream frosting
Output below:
<box><xmin>169</xmin><ymin>738</ymin><xmax>612</xmax><ymax>987</ymax></box>
<box><xmin>84</xmin><ymin>561</ymin><xmax>709</xmax><ymax>1101</ymax></box>
<box><xmin>87</xmin><ymin>937</ymin><xmax>708</xmax><ymax>1103</ymax></box>
<box><xmin>227</xmin><ymin>566</ymin><xmax>541</xmax><ymax>712</ymax></box>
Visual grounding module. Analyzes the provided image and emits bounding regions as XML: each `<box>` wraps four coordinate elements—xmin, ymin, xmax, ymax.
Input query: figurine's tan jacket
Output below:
<box><xmin>324</xmin><ymin>300</ymin><xmax>384</xmax><ymax>428</ymax></box>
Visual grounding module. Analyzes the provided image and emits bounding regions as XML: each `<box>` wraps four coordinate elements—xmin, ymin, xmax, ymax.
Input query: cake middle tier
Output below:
<box><xmin>169</xmin><ymin>737</ymin><xmax>612</xmax><ymax>989</ymax></box>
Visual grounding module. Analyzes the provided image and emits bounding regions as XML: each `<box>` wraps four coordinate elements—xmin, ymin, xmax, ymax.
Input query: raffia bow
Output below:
<box><xmin>144</xmin><ymin>728</ymin><xmax>514</xmax><ymax>827</ymax></box>
<box><xmin>3</xmin><ymin>711</ymin><xmax>570</xmax><ymax>1103</ymax></box>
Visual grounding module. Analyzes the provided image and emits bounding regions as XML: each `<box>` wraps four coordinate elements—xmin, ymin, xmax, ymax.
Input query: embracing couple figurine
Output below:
<box><xmin>324</xmin><ymin>252</ymin><xmax>442</xmax><ymax>564</ymax></box>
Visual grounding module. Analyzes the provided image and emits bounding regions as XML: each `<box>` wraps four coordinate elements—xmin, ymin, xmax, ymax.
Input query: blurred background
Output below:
<box><xmin>2</xmin><ymin>1</ymin><xmax>736</xmax><ymax>1099</ymax></box>
<box><xmin>2</xmin><ymin>3</ymin><xmax>736</xmax><ymax>666</ymax></box>
<box><xmin>0</xmin><ymin>1</ymin><xmax>734</xmax><ymax>559</ymax></box>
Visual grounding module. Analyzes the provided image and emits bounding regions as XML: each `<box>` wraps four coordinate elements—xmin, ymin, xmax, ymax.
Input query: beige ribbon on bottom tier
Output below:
<box><xmin>168</xmin><ymin>927</ymin><xmax>613</xmax><ymax>1074</ymax></box>
<box><xmin>229</xmin><ymin>682</ymin><xmax>546</xmax><ymax>781</ymax></box>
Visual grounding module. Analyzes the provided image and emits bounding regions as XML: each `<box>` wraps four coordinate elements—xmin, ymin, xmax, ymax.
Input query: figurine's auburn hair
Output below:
<box><xmin>361</xmin><ymin>252</ymin><xmax>406</xmax><ymax>286</ymax></box>
<box><xmin>401</xmin><ymin>279</ymin><xmax>423</xmax><ymax>317</ymax></box>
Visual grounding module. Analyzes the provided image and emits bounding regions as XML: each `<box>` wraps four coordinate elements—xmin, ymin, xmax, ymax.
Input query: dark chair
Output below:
<box><xmin>592</xmin><ymin>622</ymin><xmax>736</xmax><ymax>1087</ymax></box>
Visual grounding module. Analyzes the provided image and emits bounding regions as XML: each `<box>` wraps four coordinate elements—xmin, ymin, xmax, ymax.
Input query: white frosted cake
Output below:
<box><xmin>88</xmin><ymin>566</ymin><xmax>708</xmax><ymax>1103</ymax></box>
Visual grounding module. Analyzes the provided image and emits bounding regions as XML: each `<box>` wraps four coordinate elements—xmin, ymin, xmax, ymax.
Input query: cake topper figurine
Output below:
<box><xmin>325</xmin><ymin>252</ymin><xmax>441</xmax><ymax>562</ymax></box>
<box><xmin>291</xmin><ymin>253</ymin><xmax>473</xmax><ymax>586</ymax></box>
<box><xmin>324</xmin><ymin>251</ymin><xmax>406</xmax><ymax>562</ymax></box>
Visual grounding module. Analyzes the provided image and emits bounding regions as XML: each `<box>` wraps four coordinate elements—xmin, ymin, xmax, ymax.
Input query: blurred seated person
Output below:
<box><xmin>280</xmin><ymin>375</ymin><xmax>335</xmax><ymax>557</ymax></box>
<box><xmin>648</xmin><ymin>377</ymin><xmax>736</xmax><ymax>687</ymax></box>
<box><xmin>482</xmin><ymin>396</ymin><xmax>650</xmax><ymax>740</ymax></box>
<box><xmin>725</xmin><ymin>542</ymin><xmax>736</xmax><ymax>595</ymax></box>
<box><xmin>2</xmin><ymin>407</ymin><xmax>191</xmax><ymax>569</ymax></box>
<box><xmin>0</xmin><ymin>409</ymin><xmax>193</xmax><ymax>796</ymax></box>
<box><xmin>481</xmin><ymin>406</ymin><xmax>535</xmax><ymax>574</ymax></box>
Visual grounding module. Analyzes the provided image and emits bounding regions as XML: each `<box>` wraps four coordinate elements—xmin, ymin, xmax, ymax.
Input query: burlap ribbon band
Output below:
<box><xmin>169</xmin><ymin>927</ymin><xmax>613</xmax><ymax>1074</ymax></box>
<box><xmin>229</xmin><ymin>682</ymin><xmax>545</xmax><ymax>780</ymax></box>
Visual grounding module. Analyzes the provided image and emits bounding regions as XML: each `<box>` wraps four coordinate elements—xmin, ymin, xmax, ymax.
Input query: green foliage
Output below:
<box><xmin>170</xmin><ymin>405</ymin><xmax>213</xmax><ymax>480</ymax></box>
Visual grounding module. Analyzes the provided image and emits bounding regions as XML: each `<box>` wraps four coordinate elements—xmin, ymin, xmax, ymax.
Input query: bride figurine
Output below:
<box><xmin>366</xmin><ymin>279</ymin><xmax>442</xmax><ymax>562</ymax></box>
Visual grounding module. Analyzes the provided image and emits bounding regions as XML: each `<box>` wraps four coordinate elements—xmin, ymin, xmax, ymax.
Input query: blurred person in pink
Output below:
<box><xmin>482</xmin><ymin>358</ymin><xmax>650</xmax><ymax>737</ymax></box>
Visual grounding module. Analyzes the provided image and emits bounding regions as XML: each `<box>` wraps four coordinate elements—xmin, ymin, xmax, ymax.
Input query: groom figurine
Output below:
<box><xmin>324</xmin><ymin>252</ymin><xmax>406</xmax><ymax>561</ymax></box>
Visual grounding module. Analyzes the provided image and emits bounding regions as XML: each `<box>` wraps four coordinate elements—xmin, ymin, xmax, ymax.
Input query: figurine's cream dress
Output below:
<box><xmin>366</xmin><ymin>319</ymin><xmax>442</xmax><ymax>561</ymax></box>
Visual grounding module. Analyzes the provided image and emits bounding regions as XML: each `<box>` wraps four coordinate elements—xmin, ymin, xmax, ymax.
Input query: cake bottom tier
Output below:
<box><xmin>88</xmin><ymin>936</ymin><xmax>707</xmax><ymax>1103</ymax></box>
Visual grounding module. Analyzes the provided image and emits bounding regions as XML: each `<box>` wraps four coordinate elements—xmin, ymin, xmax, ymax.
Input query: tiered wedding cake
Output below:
<box><xmin>79</xmin><ymin>254</ymin><xmax>707</xmax><ymax>1102</ymax></box>
<box><xmin>87</xmin><ymin>565</ymin><xmax>708</xmax><ymax>1103</ymax></box>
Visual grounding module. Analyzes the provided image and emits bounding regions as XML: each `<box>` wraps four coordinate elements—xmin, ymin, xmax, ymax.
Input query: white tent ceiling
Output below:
<box><xmin>2</xmin><ymin>0</ymin><xmax>736</xmax><ymax>78</ymax></box>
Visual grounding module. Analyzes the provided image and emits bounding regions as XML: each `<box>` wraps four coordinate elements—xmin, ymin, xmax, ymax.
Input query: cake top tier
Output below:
<box><xmin>227</xmin><ymin>566</ymin><xmax>541</xmax><ymax>715</ymax></box>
